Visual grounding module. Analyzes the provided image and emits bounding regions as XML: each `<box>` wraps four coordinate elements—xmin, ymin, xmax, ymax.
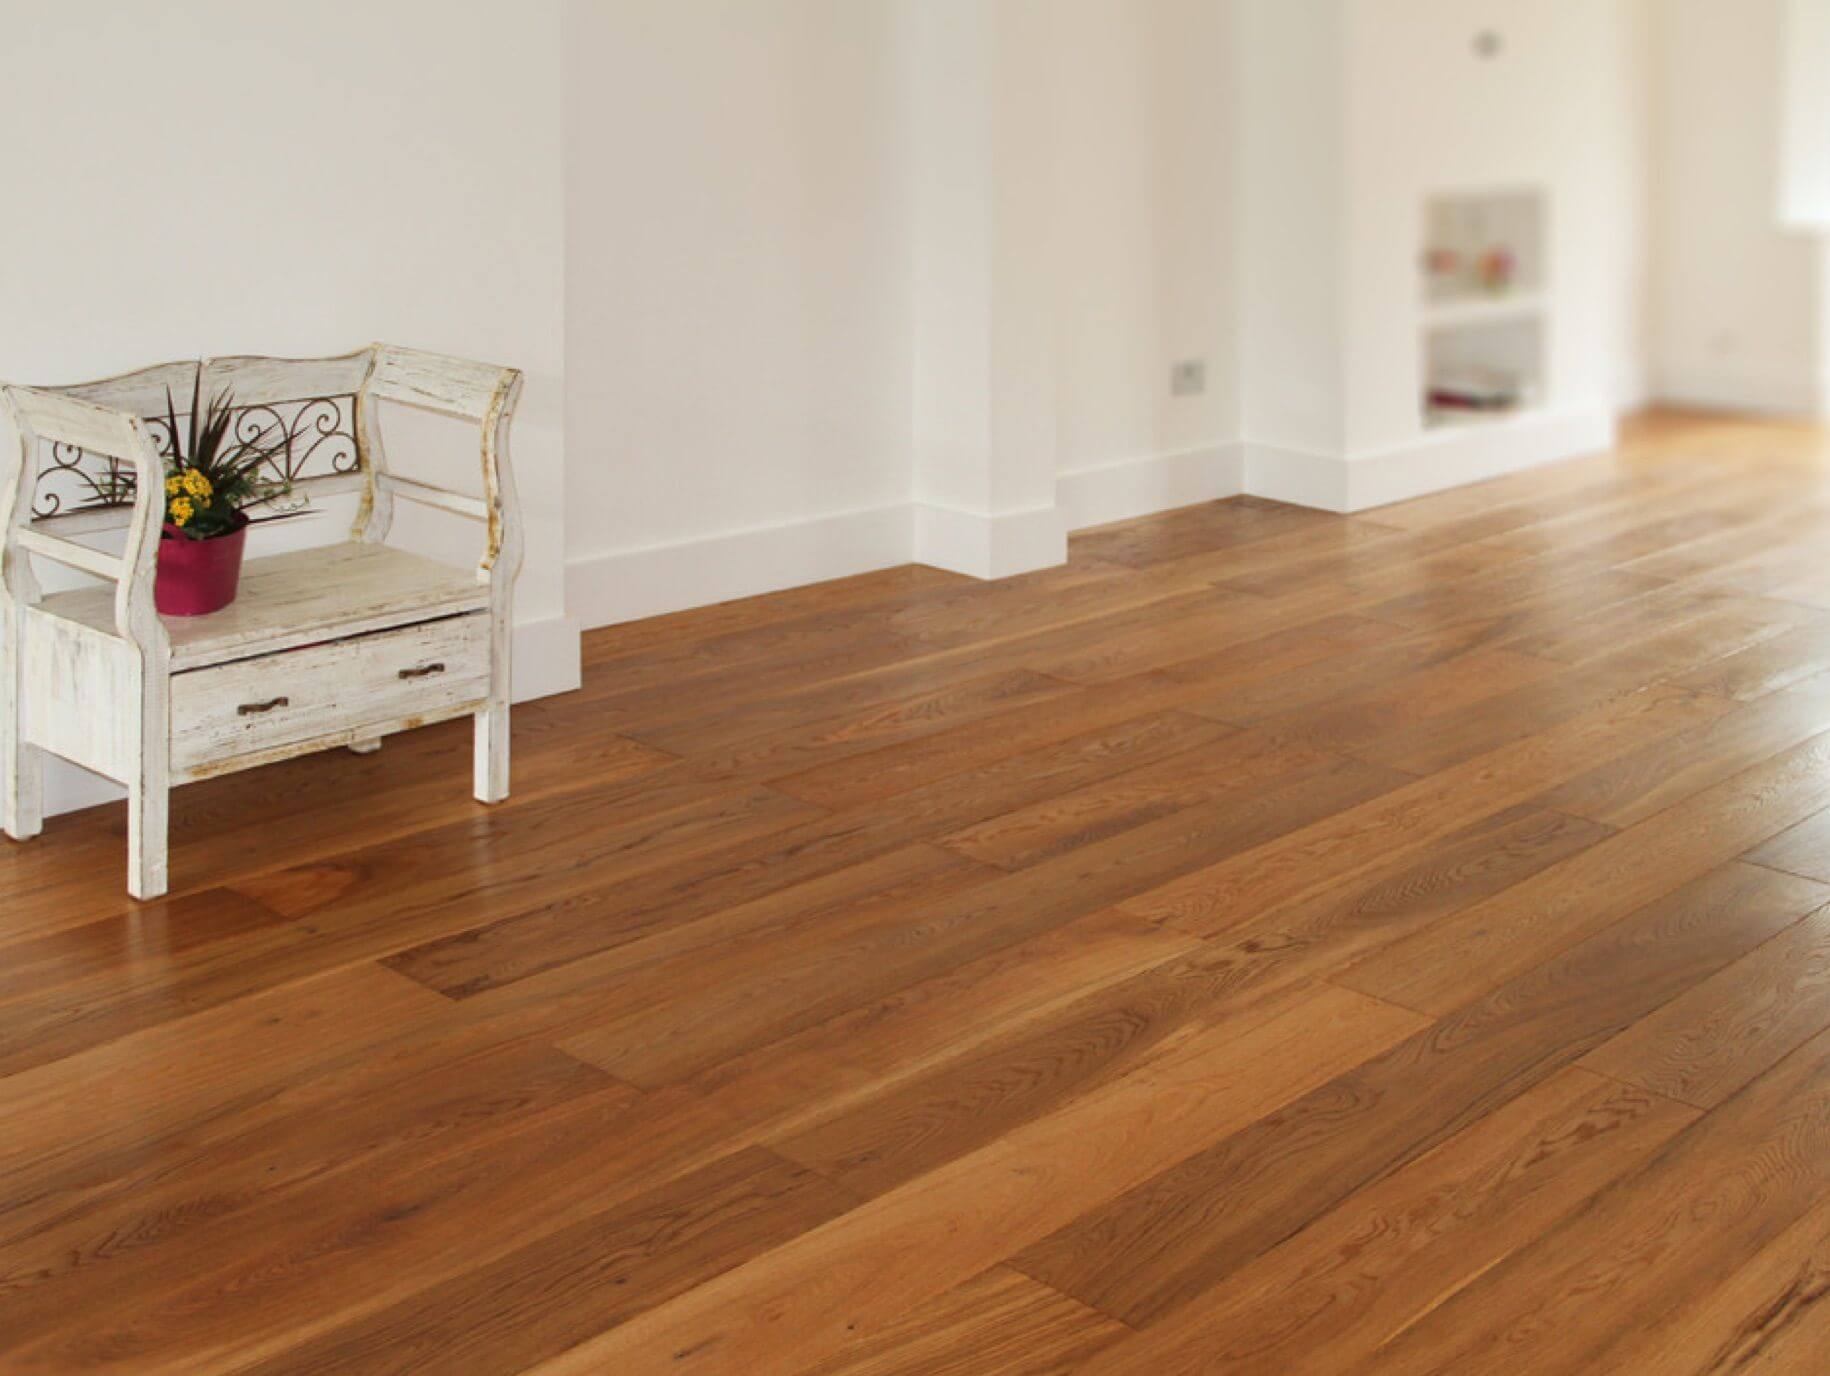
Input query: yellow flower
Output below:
<box><xmin>182</xmin><ymin>469</ymin><xmax>213</xmax><ymax>499</ymax></box>
<box><xmin>164</xmin><ymin>476</ymin><xmax>180</xmax><ymax>496</ymax></box>
<box><xmin>169</xmin><ymin>497</ymin><xmax>195</xmax><ymax>526</ymax></box>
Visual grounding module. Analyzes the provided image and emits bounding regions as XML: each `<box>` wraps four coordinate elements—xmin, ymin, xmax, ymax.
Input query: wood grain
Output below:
<box><xmin>1070</xmin><ymin>1067</ymin><xmax>1697</xmax><ymax>1376</ymax></box>
<box><xmin>7</xmin><ymin>412</ymin><xmax>1830</xmax><ymax>1373</ymax></box>
<box><xmin>1334</xmin><ymin>1021</ymin><xmax>1830</xmax><ymax>1375</ymax></box>
<box><xmin>1580</xmin><ymin>902</ymin><xmax>1830</xmax><ymax>1107</ymax></box>
<box><xmin>1012</xmin><ymin>862</ymin><xmax>1826</xmax><ymax>1326</ymax></box>
<box><xmin>523</xmin><ymin>987</ymin><xmax>1424</xmax><ymax>1376</ymax></box>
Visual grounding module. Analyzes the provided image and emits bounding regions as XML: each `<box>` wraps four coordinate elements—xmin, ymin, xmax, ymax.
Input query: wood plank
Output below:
<box><xmin>1346</xmin><ymin>616</ymin><xmax>1773</xmax><ymax>776</ymax></box>
<box><xmin>228</xmin><ymin>1147</ymin><xmax>853</xmax><ymax>1376</ymax></box>
<box><xmin>689</xmin><ymin>906</ymin><xmax>1203</xmax><ymax>1144</ymax></box>
<box><xmin>1581</xmin><ymin>904</ymin><xmax>1830</xmax><ymax>1107</ymax></box>
<box><xmin>0</xmin><ymin>888</ymin><xmax>317</xmax><ymax>1076</ymax></box>
<box><xmin>515</xmin><ymin>986</ymin><xmax>1426</xmax><ymax>1376</ymax></box>
<box><xmin>1743</xmin><ymin>803</ymin><xmax>1830</xmax><ymax>882</ymax></box>
<box><xmin>1121</xmin><ymin>679</ymin><xmax>1721</xmax><ymax>937</ymax></box>
<box><xmin>797</xmin><ymin>1267</ymin><xmax>1128</xmax><ymax>1376</ymax></box>
<box><xmin>1671</xmin><ymin>620</ymin><xmax>1830</xmax><ymax>700</ymax></box>
<box><xmin>1069</xmin><ymin>1067</ymin><xmax>1695</xmax><ymax>1376</ymax></box>
<box><xmin>1577</xmin><ymin>1190</ymin><xmax>1830</xmax><ymax>1375</ymax></box>
<box><xmin>0</xmin><ymin>1037</ymin><xmax>621</xmax><ymax>1307</ymax></box>
<box><xmin>734</xmin><ymin>816</ymin><xmax>1595</xmax><ymax>1183</ymax></box>
<box><xmin>1355</xmin><ymin>562</ymin><xmax>1668</xmax><ymax>635</ymax></box>
<box><xmin>1179</xmin><ymin>803</ymin><xmax>1611</xmax><ymax>1008</ymax></box>
<box><xmin>1494</xmin><ymin>584</ymin><xmax>1784</xmax><ymax>666</ymax></box>
<box><xmin>231</xmin><ymin>780</ymin><xmax>825</xmax><ymax>965</ymax></box>
<box><xmin>380</xmin><ymin>712</ymin><xmax>1319</xmax><ymax>1001</ymax></box>
<box><xmin>671</xmin><ymin>668</ymin><xmax>1082</xmax><ymax>788</ymax></box>
<box><xmin>443</xmin><ymin>843</ymin><xmax>982</xmax><ymax>1049</ymax></box>
<box><xmin>634</xmin><ymin>663</ymin><xmax>1075</xmax><ymax>762</ymax></box>
<box><xmin>0</xmin><ymin>963</ymin><xmax>458</xmax><ymax>1203</ymax></box>
<box><xmin>1528</xmin><ymin>670</ymin><xmax>1830</xmax><ymax>826</ymax></box>
<box><xmin>1011</xmin><ymin>862</ymin><xmax>1825</xmax><ymax>1327</ymax></box>
<box><xmin>1344</xmin><ymin>733</ymin><xmax>1830</xmax><ymax>1014</ymax></box>
<box><xmin>936</xmin><ymin>726</ymin><xmax>1336</xmax><ymax>870</ymax></box>
<box><xmin>552</xmin><ymin>760</ymin><xmax>1407</xmax><ymax>1104</ymax></box>
<box><xmin>0</xmin><ymin>1081</ymin><xmax>746</xmax><ymax>1375</ymax></box>
<box><xmin>1330</xmin><ymin>1021</ymin><xmax>1830</xmax><ymax>1375</ymax></box>
<box><xmin>767</xmin><ymin>958</ymin><xmax>1333</xmax><ymax>1200</ymax></box>
<box><xmin>525</xmin><ymin>850</ymin><xmax>1000</xmax><ymax>1085</ymax></box>
<box><xmin>1240</xmin><ymin>647</ymin><xmax>1564</xmax><ymax>756</ymax></box>
<box><xmin>1174</xmin><ymin>617</ymin><xmax>1519</xmax><ymax>726</ymax></box>
<box><xmin>766</xmin><ymin>673</ymin><xmax>1209</xmax><ymax>809</ymax></box>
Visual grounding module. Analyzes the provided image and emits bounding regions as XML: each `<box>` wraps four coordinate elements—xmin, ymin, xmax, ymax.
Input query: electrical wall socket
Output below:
<box><xmin>1170</xmin><ymin>359</ymin><xmax>1207</xmax><ymax>397</ymax></box>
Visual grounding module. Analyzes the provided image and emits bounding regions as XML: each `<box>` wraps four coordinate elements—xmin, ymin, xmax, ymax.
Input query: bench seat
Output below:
<box><xmin>35</xmin><ymin>542</ymin><xmax>489</xmax><ymax>670</ymax></box>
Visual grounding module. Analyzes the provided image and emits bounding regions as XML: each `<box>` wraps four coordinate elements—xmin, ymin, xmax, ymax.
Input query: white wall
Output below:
<box><xmin>1344</xmin><ymin>0</ymin><xmax>1654</xmax><ymax>450</ymax></box>
<box><xmin>566</xmin><ymin>0</ymin><xmax>915</xmax><ymax>623</ymax></box>
<box><xmin>1780</xmin><ymin>0</ymin><xmax>1830</xmax><ymax>229</ymax></box>
<box><xmin>1657</xmin><ymin>0</ymin><xmax>1830</xmax><ymax>413</ymax></box>
<box><xmin>0</xmin><ymin>0</ymin><xmax>574</xmax><ymax>815</ymax></box>
<box><xmin>1238</xmin><ymin>0</ymin><xmax>1348</xmax><ymax>461</ymax></box>
<box><xmin>1238</xmin><ymin>0</ymin><xmax>1652</xmax><ymax>510</ymax></box>
<box><xmin>904</xmin><ymin>0</ymin><xmax>1070</xmax><ymax>580</ymax></box>
<box><xmin>1052</xmin><ymin>0</ymin><xmax>1242</xmax><ymax>527</ymax></box>
<box><xmin>565</xmin><ymin>0</ymin><xmax>1246</xmax><ymax>611</ymax></box>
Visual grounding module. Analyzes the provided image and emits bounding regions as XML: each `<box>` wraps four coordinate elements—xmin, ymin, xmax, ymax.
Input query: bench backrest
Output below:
<box><xmin>18</xmin><ymin>349</ymin><xmax>374</xmax><ymax>534</ymax></box>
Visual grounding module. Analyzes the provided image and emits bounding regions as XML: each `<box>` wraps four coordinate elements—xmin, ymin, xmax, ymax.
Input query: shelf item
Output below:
<box><xmin>1422</xmin><ymin>189</ymin><xmax>1546</xmax><ymax>305</ymax></box>
<box><xmin>1427</xmin><ymin>369</ymin><xmax>1523</xmax><ymax>413</ymax></box>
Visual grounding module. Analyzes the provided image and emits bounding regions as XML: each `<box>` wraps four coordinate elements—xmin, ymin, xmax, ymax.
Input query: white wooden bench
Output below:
<box><xmin>0</xmin><ymin>345</ymin><xmax>524</xmax><ymax>899</ymax></box>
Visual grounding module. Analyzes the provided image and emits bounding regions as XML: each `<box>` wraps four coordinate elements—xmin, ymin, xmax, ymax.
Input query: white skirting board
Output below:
<box><xmin>565</xmin><ymin>503</ymin><xmax>917</xmax><ymax>628</ymax></box>
<box><xmin>566</xmin><ymin>443</ymin><xmax>1246</xmax><ymax>624</ymax></box>
<box><xmin>31</xmin><ymin>612</ymin><xmax>582</xmax><ymax>820</ymax></box>
<box><xmin>1652</xmin><ymin>362</ymin><xmax>1829</xmax><ymax>418</ymax></box>
<box><xmin>1056</xmin><ymin>443</ymin><xmax>1246</xmax><ymax>531</ymax></box>
<box><xmin>1247</xmin><ymin>407</ymin><xmax>1616</xmax><ymax>514</ymax></box>
<box><xmin>563</xmin><ymin>410</ymin><xmax>1615</xmax><ymax>629</ymax></box>
<box><xmin>912</xmin><ymin>502</ymin><xmax>1067</xmax><ymax>581</ymax></box>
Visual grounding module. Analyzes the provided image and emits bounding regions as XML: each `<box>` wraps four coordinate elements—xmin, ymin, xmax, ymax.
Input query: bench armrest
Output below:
<box><xmin>355</xmin><ymin>345</ymin><xmax>525</xmax><ymax>587</ymax></box>
<box><xmin>0</xmin><ymin>386</ymin><xmax>167</xmax><ymax>653</ymax></box>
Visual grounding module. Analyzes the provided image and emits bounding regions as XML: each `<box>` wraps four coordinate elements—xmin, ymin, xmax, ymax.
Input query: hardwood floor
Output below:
<box><xmin>8</xmin><ymin>409</ymin><xmax>1830</xmax><ymax>1372</ymax></box>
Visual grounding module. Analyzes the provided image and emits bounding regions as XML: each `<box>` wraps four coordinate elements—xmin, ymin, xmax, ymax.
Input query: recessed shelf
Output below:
<box><xmin>1420</xmin><ymin>188</ymin><xmax>1548</xmax><ymax>429</ymax></box>
<box><xmin>1423</xmin><ymin>292</ymin><xmax>1546</xmax><ymax>330</ymax></box>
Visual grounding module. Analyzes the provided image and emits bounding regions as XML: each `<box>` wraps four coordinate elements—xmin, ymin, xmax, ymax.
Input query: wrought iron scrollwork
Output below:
<box><xmin>29</xmin><ymin>394</ymin><xmax>359</xmax><ymax>520</ymax></box>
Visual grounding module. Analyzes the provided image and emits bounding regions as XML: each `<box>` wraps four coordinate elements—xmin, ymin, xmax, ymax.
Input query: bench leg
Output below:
<box><xmin>1</xmin><ymin>738</ymin><xmax>42</xmax><ymax>843</ymax></box>
<box><xmin>128</xmin><ymin>663</ymin><xmax>170</xmax><ymax>901</ymax></box>
<box><xmin>1</xmin><ymin>604</ymin><xmax>40</xmax><ymax>841</ymax></box>
<box><xmin>348</xmin><ymin>737</ymin><xmax>383</xmax><ymax>755</ymax></box>
<box><xmin>128</xmin><ymin>776</ymin><xmax>168</xmax><ymax>900</ymax></box>
<box><xmin>474</xmin><ymin>702</ymin><xmax>509</xmax><ymax>805</ymax></box>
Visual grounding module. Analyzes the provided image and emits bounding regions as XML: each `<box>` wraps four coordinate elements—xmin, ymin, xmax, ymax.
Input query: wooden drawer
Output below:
<box><xmin>171</xmin><ymin>613</ymin><xmax>490</xmax><ymax>777</ymax></box>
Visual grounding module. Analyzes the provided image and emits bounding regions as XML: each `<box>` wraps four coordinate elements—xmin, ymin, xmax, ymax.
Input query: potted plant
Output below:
<box><xmin>153</xmin><ymin>383</ymin><xmax>301</xmax><ymax>616</ymax></box>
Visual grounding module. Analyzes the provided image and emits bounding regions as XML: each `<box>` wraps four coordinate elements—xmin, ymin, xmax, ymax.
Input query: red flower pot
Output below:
<box><xmin>154</xmin><ymin>516</ymin><xmax>248</xmax><ymax>616</ymax></box>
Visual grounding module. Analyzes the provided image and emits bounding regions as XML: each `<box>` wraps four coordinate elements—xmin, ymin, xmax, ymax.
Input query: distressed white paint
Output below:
<box><xmin>170</xmin><ymin>614</ymin><xmax>489</xmax><ymax>777</ymax></box>
<box><xmin>1</xmin><ymin>348</ymin><xmax>523</xmax><ymax>898</ymax></box>
<box><xmin>37</xmin><ymin>543</ymin><xmax>491</xmax><ymax>671</ymax></box>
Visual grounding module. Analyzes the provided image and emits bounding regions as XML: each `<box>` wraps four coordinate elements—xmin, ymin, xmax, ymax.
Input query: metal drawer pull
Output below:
<box><xmin>237</xmin><ymin>696</ymin><xmax>289</xmax><ymax>716</ymax></box>
<box><xmin>398</xmin><ymin>662</ymin><xmax>447</xmax><ymax>680</ymax></box>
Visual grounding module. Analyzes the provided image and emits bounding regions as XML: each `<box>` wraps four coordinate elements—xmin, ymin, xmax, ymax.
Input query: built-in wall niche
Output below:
<box><xmin>1421</xmin><ymin>187</ymin><xmax>1547</xmax><ymax>428</ymax></box>
<box><xmin>1425</xmin><ymin>316</ymin><xmax>1544</xmax><ymax>428</ymax></box>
